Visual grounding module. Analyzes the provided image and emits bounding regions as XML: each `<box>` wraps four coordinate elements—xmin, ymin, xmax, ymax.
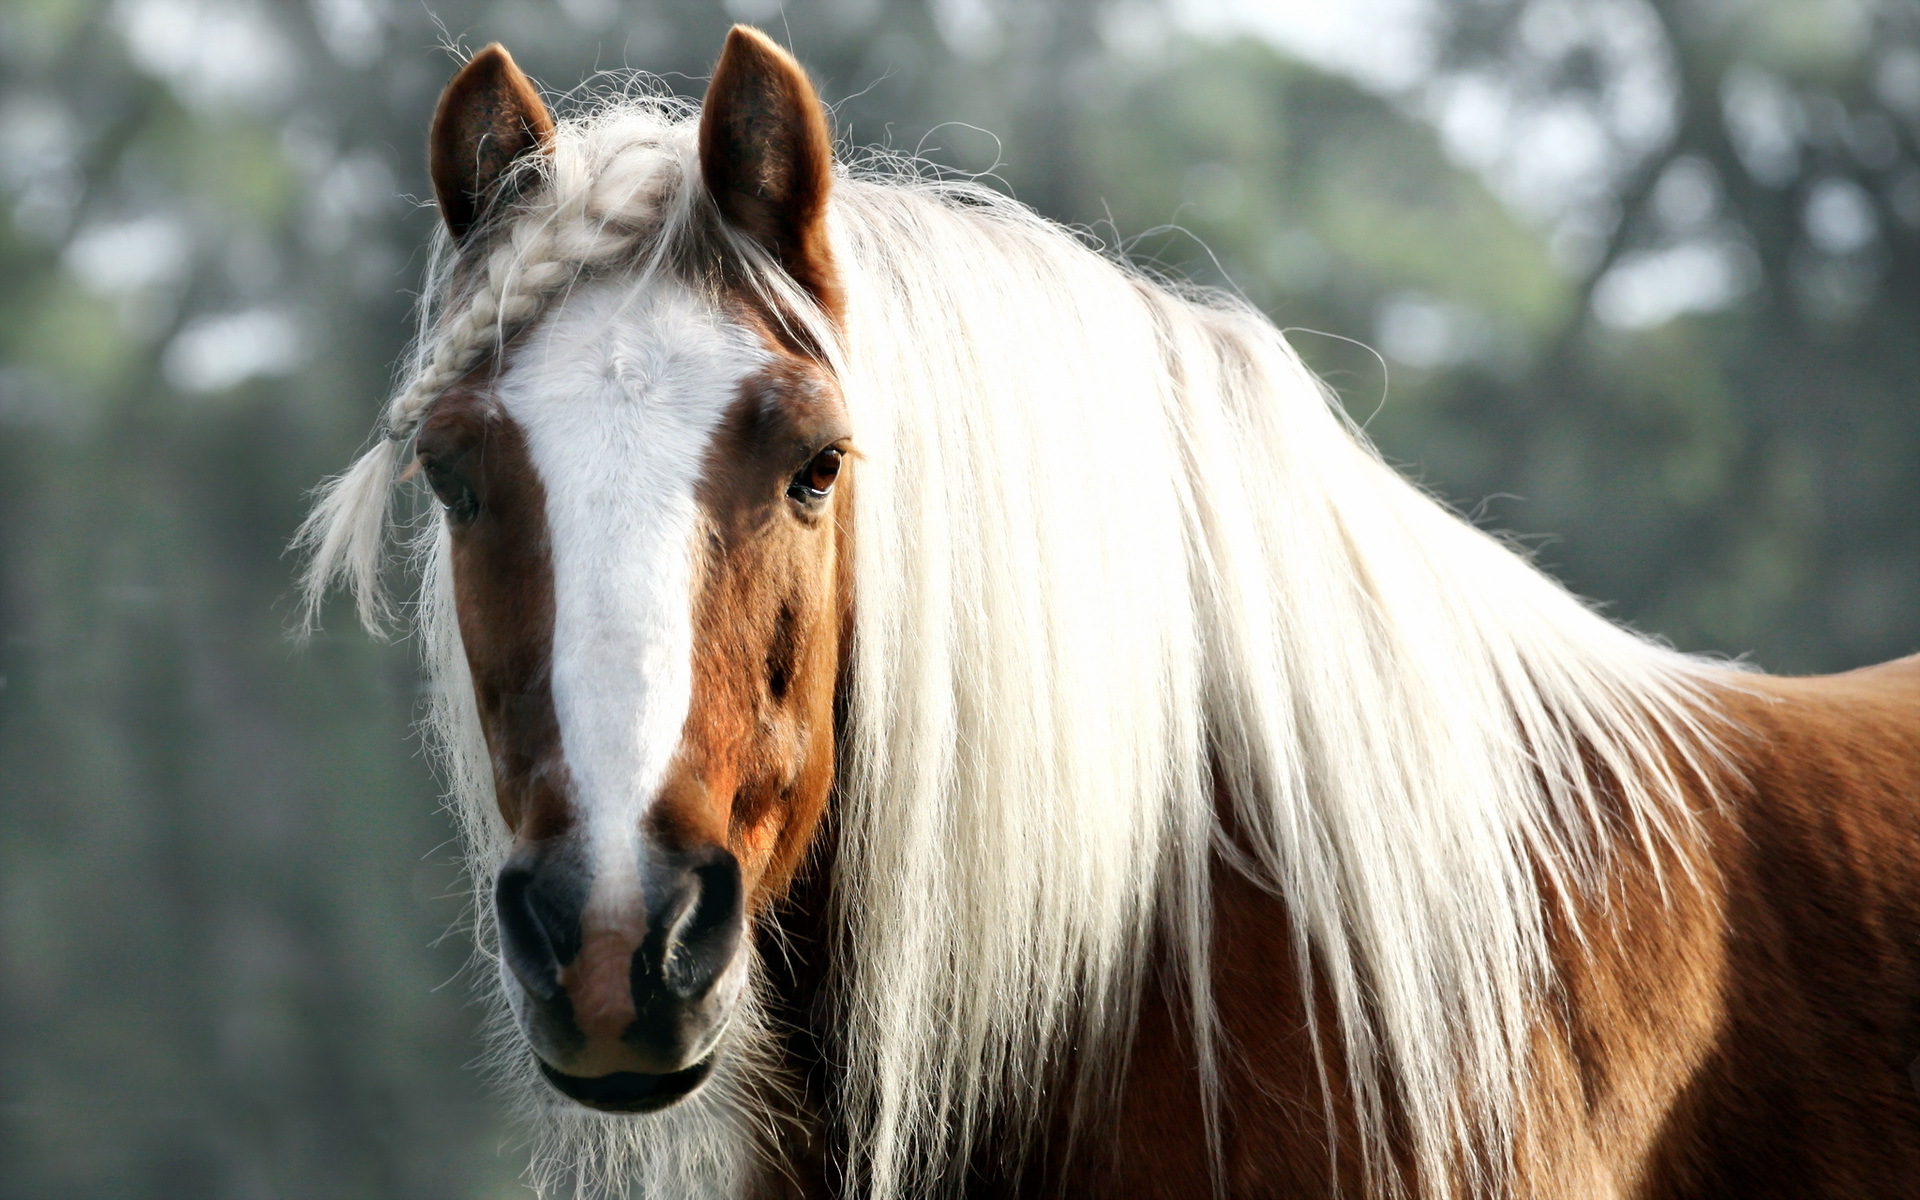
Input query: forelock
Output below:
<box><xmin>393</xmin><ymin>97</ymin><xmax>738</xmax><ymax>444</ymax></box>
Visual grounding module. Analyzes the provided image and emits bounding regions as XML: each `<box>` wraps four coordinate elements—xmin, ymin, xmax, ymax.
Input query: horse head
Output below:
<box><xmin>417</xmin><ymin>29</ymin><xmax>848</xmax><ymax>1113</ymax></box>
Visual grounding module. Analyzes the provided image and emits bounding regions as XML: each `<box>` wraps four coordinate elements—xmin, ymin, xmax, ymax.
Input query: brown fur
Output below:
<box><xmin>414</xmin><ymin>372</ymin><xmax>570</xmax><ymax>841</ymax></box>
<box><xmin>674</xmin><ymin>347</ymin><xmax>850</xmax><ymax>904</ymax></box>
<box><xmin>1629</xmin><ymin>661</ymin><xmax>1920</xmax><ymax>1197</ymax></box>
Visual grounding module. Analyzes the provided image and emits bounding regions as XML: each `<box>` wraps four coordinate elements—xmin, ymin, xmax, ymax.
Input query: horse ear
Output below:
<box><xmin>699</xmin><ymin>26</ymin><xmax>839</xmax><ymax>310</ymax></box>
<box><xmin>429</xmin><ymin>44</ymin><xmax>555</xmax><ymax>241</ymax></box>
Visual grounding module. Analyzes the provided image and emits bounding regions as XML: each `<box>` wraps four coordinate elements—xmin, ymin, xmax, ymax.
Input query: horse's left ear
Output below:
<box><xmin>699</xmin><ymin>26</ymin><xmax>839</xmax><ymax>311</ymax></box>
<box><xmin>430</xmin><ymin>44</ymin><xmax>555</xmax><ymax>241</ymax></box>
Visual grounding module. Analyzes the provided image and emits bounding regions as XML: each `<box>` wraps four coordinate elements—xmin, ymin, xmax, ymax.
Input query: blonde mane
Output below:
<box><xmin>299</xmin><ymin>93</ymin><xmax>1729</xmax><ymax>1199</ymax></box>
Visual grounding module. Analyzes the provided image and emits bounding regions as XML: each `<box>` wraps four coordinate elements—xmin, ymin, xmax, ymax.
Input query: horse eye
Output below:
<box><xmin>807</xmin><ymin>447</ymin><xmax>843</xmax><ymax>491</ymax></box>
<box><xmin>421</xmin><ymin>455</ymin><xmax>480</xmax><ymax>523</ymax></box>
<box><xmin>789</xmin><ymin>446</ymin><xmax>843</xmax><ymax>502</ymax></box>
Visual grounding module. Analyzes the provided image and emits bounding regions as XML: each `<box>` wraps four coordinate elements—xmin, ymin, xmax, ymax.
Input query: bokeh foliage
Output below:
<box><xmin>1</xmin><ymin>0</ymin><xmax>1914</xmax><ymax>1196</ymax></box>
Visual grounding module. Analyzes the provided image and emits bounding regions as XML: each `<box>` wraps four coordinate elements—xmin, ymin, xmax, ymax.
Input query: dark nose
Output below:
<box><xmin>636</xmin><ymin>844</ymin><xmax>744</xmax><ymax>1004</ymax></box>
<box><xmin>495</xmin><ymin>841</ymin><xmax>744</xmax><ymax>1076</ymax></box>
<box><xmin>495</xmin><ymin>848</ymin><xmax>587</xmax><ymax>1003</ymax></box>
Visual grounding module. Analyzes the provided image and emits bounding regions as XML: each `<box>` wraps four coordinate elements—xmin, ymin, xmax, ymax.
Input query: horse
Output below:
<box><xmin>297</xmin><ymin>26</ymin><xmax>1920</xmax><ymax>1199</ymax></box>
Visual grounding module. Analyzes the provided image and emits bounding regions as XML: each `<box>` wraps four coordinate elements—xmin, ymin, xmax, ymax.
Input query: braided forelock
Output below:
<box><xmin>387</xmin><ymin>111</ymin><xmax>703</xmax><ymax>440</ymax></box>
<box><xmin>296</xmin><ymin>99</ymin><xmax>713</xmax><ymax>634</ymax></box>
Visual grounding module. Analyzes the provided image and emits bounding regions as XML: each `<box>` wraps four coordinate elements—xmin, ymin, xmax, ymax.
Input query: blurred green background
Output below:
<box><xmin>1</xmin><ymin>0</ymin><xmax>1915</xmax><ymax>1195</ymax></box>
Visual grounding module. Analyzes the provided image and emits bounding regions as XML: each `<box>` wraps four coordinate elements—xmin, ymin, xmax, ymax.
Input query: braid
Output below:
<box><xmin>382</xmin><ymin>133</ymin><xmax>686</xmax><ymax>440</ymax></box>
<box><xmin>297</xmin><ymin>101</ymin><xmax>699</xmax><ymax>632</ymax></box>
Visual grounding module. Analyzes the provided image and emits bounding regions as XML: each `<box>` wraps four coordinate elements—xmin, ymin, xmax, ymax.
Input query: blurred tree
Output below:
<box><xmin>0</xmin><ymin>3</ymin><xmax>523</xmax><ymax>1196</ymax></box>
<box><xmin>1384</xmin><ymin>0</ymin><xmax>1920</xmax><ymax>670</ymax></box>
<box><xmin>975</xmin><ymin>0</ymin><xmax>1920</xmax><ymax>672</ymax></box>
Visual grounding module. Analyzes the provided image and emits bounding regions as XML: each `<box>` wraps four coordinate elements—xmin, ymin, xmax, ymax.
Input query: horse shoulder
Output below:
<box><xmin>998</xmin><ymin>860</ymin><xmax>1372</xmax><ymax>1199</ymax></box>
<box><xmin>1725</xmin><ymin>654</ymin><xmax>1920</xmax><ymax>912</ymax></box>
<box><xmin>1615</xmin><ymin>660</ymin><xmax>1920</xmax><ymax>1197</ymax></box>
<box><xmin>1518</xmin><ymin>769</ymin><xmax>1732</xmax><ymax>1196</ymax></box>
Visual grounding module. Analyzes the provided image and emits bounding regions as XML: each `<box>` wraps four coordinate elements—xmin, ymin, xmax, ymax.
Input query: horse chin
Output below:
<box><xmin>536</xmin><ymin>1054</ymin><xmax>716</xmax><ymax>1114</ymax></box>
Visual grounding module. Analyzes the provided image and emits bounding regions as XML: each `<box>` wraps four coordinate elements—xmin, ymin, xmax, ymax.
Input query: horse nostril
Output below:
<box><xmin>650</xmin><ymin>847</ymin><xmax>744</xmax><ymax>1000</ymax></box>
<box><xmin>496</xmin><ymin>856</ymin><xmax>587</xmax><ymax>1002</ymax></box>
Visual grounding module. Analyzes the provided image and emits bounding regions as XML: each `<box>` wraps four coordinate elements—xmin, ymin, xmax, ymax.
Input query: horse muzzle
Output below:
<box><xmin>494</xmin><ymin>838</ymin><xmax>746</xmax><ymax>1112</ymax></box>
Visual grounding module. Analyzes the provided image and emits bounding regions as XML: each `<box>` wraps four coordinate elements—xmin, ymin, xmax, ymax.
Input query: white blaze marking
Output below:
<box><xmin>496</xmin><ymin>277</ymin><xmax>765</xmax><ymax>911</ymax></box>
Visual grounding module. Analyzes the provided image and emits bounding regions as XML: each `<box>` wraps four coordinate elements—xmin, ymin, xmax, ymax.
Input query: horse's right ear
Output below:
<box><xmin>429</xmin><ymin>44</ymin><xmax>555</xmax><ymax>241</ymax></box>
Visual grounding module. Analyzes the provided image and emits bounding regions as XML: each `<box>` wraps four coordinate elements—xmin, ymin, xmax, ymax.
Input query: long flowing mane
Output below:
<box><xmin>300</xmin><ymin>91</ymin><xmax>1731</xmax><ymax>1199</ymax></box>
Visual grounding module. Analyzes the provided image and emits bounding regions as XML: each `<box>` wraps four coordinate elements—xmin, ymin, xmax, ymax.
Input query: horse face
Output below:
<box><xmin>417</xmin><ymin>277</ymin><xmax>848</xmax><ymax>1111</ymax></box>
<box><xmin>417</xmin><ymin>28</ymin><xmax>845</xmax><ymax>1112</ymax></box>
